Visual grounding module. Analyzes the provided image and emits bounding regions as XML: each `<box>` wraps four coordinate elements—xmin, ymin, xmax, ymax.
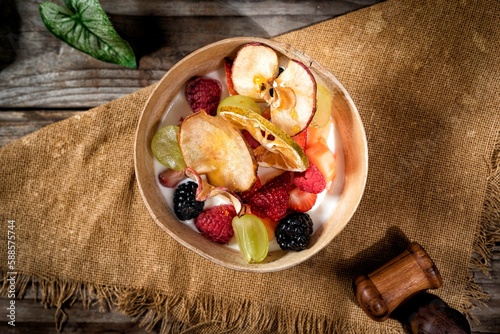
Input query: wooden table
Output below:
<box><xmin>1</xmin><ymin>1</ymin><xmax>498</xmax><ymax>333</ymax></box>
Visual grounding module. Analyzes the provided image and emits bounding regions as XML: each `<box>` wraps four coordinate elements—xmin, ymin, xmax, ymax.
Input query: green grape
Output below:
<box><xmin>310</xmin><ymin>84</ymin><xmax>332</xmax><ymax>128</ymax></box>
<box><xmin>217</xmin><ymin>95</ymin><xmax>262</xmax><ymax>116</ymax></box>
<box><xmin>151</xmin><ymin>125</ymin><xmax>186</xmax><ymax>171</ymax></box>
<box><xmin>232</xmin><ymin>214</ymin><xmax>269</xmax><ymax>263</ymax></box>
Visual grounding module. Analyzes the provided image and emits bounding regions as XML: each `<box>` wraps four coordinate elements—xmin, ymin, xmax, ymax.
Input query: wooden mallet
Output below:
<box><xmin>354</xmin><ymin>242</ymin><xmax>471</xmax><ymax>333</ymax></box>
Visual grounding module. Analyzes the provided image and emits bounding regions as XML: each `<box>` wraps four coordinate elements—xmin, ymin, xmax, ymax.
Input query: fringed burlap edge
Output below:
<box><xmin>0</xmin><ymin>135</ymin><xmax>498</xmax><ymax>334</ymax></box>
<box><xmin>0</xmin><ymin>270</ymin><xmax>404</xmax><ymax>334</ymax></box>
<box><xmin>461</xmin><ymin>131</ymin><xmax>500</xmax><ymax>323</ymax></box>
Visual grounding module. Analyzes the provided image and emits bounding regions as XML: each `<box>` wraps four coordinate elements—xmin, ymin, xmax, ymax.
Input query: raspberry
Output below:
<box><xmin>250</xmin><ymin>187</ymin><xmax>289</xmax><ymax>222</ymax></box>
<box><xmin>293</xmin><ymin>163</ymin><xmax>326</xmax><ymax>194</ymax></box>
<box><xmin>173</xmin><ymin>181</ymin><xmax>205</xmax><ymax>220</ymax></box>
<box><xmin>238</xmin><ymin>175</ymin><xmax>262</xmax><ymax>202</ymax></box>
<box><xmin>264</xmin><ymin>171</ymin><xmax>294</xmax><ymax>190</ymax></box>
<box><xmin>247</xmin><ymin>172</ymin><xmax>293</xmax><ymax>222</ymax></box>
<box><xmin>194</xmin><ymin>204</ymin><xmax>236</xmax><ymax>244</ymax></box>
<box><xmin>185</xmin><ymin>77</ymin><xmax>222</xmax><ymax>116</ymax></box>
<box><xmin>275</xmin><ymin>212</ymin><xmax>313</xmax><ymax>251</ymax></box>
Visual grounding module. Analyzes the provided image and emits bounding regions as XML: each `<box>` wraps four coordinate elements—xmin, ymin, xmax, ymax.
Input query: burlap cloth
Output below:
<box><xmin>1</xmin><ymin>0</ymin><xmax>499</xmax><ymax>333</ymax></box>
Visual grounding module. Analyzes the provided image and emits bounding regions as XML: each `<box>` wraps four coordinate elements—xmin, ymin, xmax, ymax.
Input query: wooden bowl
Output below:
<box><xmin>134</xmin><ymin>37</ymin><xmax>368</xmax><ymax>272</ymax></box>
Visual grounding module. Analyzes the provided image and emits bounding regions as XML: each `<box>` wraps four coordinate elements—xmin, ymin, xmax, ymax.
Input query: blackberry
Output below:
<box><xmin>173</xmin><ymin>181</ymin><xmax>204</xmax><ymax>220</ymax></box>
<box><xmin>275</xmin><ymin>212</ymin><xmax>313</xmax><ymax>251</ymax></box>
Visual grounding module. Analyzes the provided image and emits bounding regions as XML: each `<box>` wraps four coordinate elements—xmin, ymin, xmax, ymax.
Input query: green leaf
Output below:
<box><xmin>39</xmin><ymin>0</ymin><xmax>136</xmax><ymax>69</ymax></box>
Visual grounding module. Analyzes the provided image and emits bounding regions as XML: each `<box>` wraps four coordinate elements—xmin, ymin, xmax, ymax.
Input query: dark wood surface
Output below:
<box><xmin>1</xmin><ymin>0</ymin><xmax>498</xmax><ymax>333</ymax></box>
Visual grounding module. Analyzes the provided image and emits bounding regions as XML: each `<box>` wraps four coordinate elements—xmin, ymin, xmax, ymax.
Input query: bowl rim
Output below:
<box><xmin>134</xmin><ymin>36</ymin><xmax>368</xmax><ymax>272</ymax></box>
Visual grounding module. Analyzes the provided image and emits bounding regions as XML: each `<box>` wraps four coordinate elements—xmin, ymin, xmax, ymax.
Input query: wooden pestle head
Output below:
<box><xmin>354</xmin><ymin>242</ymin><xmax>442</xmax><ymax>321</ymax></box>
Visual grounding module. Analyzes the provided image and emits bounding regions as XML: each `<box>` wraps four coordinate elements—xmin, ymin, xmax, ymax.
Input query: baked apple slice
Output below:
<box><xmin>184</xmin><ymin>167</ymin><xmax>243</xmax><ymax>214</ymax></box>
<box><xmin>231</xmin><ymin>43</ymin><xmax>317</xmax><ymax>136</ymax></box>
<box><xmin>178</xmin><ymin>111</ymin><xmax>257</xmax><ymax>192</ymax></box>
<box><xmin>231</xmin><ymin>43</ymin><xmax>278</xmax><ymax>101</ymax></box>
<box><xmin>270</xmin><ymin>59</ymin><xmax>317</xmax><ymax>136</ymax></box>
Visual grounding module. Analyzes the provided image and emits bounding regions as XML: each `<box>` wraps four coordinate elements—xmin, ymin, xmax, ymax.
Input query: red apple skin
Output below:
<box><xmin>231</xmin><ymin>44</ymin><xmax>317</xmax><ymax>137</ymax></box>
<box><xmin>271</xmin><ymin>59</ymin><xmax>317</xmax><ymax>136</ymax></box>
<box><xmin>231</xmin><ymin>43</ymin><xmax>279</xmax><ymax>101</ymax></box>
<box><xmin>290</xmin><ymin>59</ymin><xmax>317</xmax><ymax>130</ymax></box>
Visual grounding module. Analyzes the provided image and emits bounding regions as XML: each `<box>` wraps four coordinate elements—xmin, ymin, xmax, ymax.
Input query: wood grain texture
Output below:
<box><xmin>0</xmin><ymin>110</ymin><xmax>83</xmax><ymax>147</ymax></box>
<box><xmin>0</xmin><ymin>0</ymin><xmax>498</xmax><ymax>333</ymax></box>
<box><xmin>0</xmin><ymin>0</ymin><xmax>375</xmax><ymax>108</ymax></box>
<box><xmin>0</xmin><ymin>246</ymin><xmax>497</xmax><ymax>333</ymax></box>
<box><xmin>469</xmin><ymin>248</ymin><xmax>500</xmax><ymax>333</ymax></box>
<box><xmin>0</xmin><ymin>297</ymin><xmax>149</xmax><ymax>333</ymax></box>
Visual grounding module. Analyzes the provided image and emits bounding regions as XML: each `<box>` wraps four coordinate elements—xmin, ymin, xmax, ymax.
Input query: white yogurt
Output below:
<box><xmin>153</xmin><ymin>67</ymin><xmax>345</xmax><ymax>252</ymax></box>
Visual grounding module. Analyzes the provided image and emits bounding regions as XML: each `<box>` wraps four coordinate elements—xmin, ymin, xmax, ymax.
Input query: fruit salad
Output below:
<box><xmin>151</xmin><ymin>42</ymin><xmax>345</xmax><ymax>263</ymax></box>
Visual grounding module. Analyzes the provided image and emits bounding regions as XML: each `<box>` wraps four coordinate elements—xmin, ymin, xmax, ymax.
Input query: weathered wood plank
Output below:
<box><xmin>0</xmin><ymin>278</ymin><xmax>149</xmax><ymax>333</ymax></box>
<box><xmin>0</xmin><ymin>0</ymin><xmax>497</xmax><ymax>333</ymax></box>
<box><xmin>20</xmin><ymin>0</ymin><xmax>378</xmax><ymax>20</ymax></box>
<box><xmin>0</xmin><ymin>0</ymin><xmax>384</xmax><ymax>108</ymax></box>
<box><xmin>0</xmin><ymin>298</ymin><xmax>148</xmax><ymax>334</ymax></box>
<box><xmin>0</xmin><ymin>110</ymin><xmax>84</xmax><ymax>147</ymax></box>
<box><xmin>471</xmin><ymin>251</ymin><xmax>500</xmax><ymax>284</ymax></box>
<box><xmin>470</xmin><ymin>245</ymin><xmax>500</xmax><ymax>334</ymax></box>
<box><xmin>0</xmin><ymin>242</ymin><xmax>497</xmax><ymax>333</ymax></box>
<box><xmin>470</xmin><ymin>287</ymin><xmax>500</xmax><ymax>333</ymax></box>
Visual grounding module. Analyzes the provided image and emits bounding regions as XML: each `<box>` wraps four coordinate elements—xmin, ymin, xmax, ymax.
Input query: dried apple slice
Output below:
<box><xmin>224</xmin><ymin>57</ymin><xmax>238</xmax><ymax>96</ymax></box>
<box><xmin>271</xmin><ymin>60</ymin><xmax>317</xmax><ymax>136</ymax></box>
<box><xmin>184</xmin><ymin>167</ymin><xmax>243</xmax><ymax>214</ymax></box>
<box><xmin>231</xmin><ymin>43</ymin><xmax>278</xmax><ymax>101</ymax></box>
<box><xmin>231</xmin><ymin>43</ymin><xmax>316</xmax><ymax>137</ymax></box>
<box><xmin>218</xmin><ymin>106</ymin><xmax>309</xmax><ymax>172</ymax></box>
<box><xmin>179</xmin><ymin>111</ymin><xmax>257</xmax><ymax>192</ymax></box>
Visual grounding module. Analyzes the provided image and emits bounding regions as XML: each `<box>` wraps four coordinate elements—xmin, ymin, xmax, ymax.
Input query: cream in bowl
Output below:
<box><xmin>134</xmin><ymin>37</ymin><xmax>368</xmax><ymax>272</ymax></box>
